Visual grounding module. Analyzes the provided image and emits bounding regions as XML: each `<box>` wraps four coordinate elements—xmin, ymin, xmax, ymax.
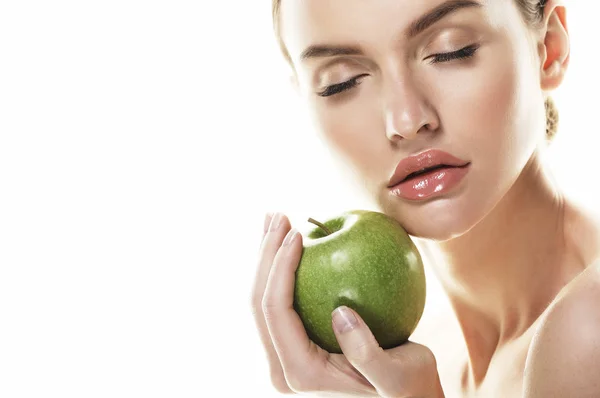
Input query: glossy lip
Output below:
<box><xmin>387</xmin><ymin>149</ymin><xmax>470</xmax><ymax>188</ymax></box>
<box><xmin>389</xmin><ymin>164</ymin><xmax>471</xmax><ymax>201</ymax></box>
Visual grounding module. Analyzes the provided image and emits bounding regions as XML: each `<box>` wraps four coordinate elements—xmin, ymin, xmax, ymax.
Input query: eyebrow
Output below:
<box><xmin>299</xmin><ymin>0</ymin><xmax>482</xmax><ymax>62</ymax></box>
<box><xmin>407</xmin><ymin>0</ymin><xmax>482</xmax><ymax>38</ymax></box>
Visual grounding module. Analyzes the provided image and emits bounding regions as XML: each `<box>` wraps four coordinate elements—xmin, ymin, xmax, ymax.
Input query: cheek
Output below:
<box><xmin>306</xmin><ymin>93</ymin><xmax>391</xmax><ymax>190</ymax></box>
<box><xmin>436</xmin><ymin>48</ymin><xmax>519</xmax><ymax>148</ymax></box>
<box><xmin>434</xmin><ymin>42</ymin><xmax>541</xmax><ymax>183</ymax></box>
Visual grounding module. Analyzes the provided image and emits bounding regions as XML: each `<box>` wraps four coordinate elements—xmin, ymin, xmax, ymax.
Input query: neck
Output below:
<box><xmin>417</xmin><ymin>150</ymin><xmax>584</xmax><ymax>386</ymax></box>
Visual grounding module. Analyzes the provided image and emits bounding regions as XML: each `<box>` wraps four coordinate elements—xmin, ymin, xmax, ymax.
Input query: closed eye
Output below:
<box><xmin>426</xmin><ymin>44</ymin><xmax>480</xmax><ymax>64</ymax></box>
<box><xmin>317</xmin><ymin>73</ymin><xmax>370</xmax><ymax>97</ymax></box>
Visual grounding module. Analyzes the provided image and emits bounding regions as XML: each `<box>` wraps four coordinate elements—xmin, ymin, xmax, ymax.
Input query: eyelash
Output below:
<box><xmin>426</xmin><ymin>43</ymin><xmax>480</xmax><ymax>64</ymax></box>
<box><xmin>317</xmin><ymin>73</ymin><xmax>369</xmax><ymax>97</ymax></box>
<box><xmin>316</xmin><ymin>44</ymin><xmax>480</xmax><ymax>98</ymax></box>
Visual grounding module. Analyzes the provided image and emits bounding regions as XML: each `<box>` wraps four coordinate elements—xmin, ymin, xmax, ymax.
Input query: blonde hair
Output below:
<box><xmin>271</xmin><ymin>0</ymin><xmax>559</xmax><ymax>141</ymax></box>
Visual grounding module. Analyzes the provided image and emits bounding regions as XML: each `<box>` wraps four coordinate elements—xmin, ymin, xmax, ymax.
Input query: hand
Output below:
<box><xmin>250</xmin><ymin>212</ymin><xmax>445</xmax><ymax>398</ymax></box>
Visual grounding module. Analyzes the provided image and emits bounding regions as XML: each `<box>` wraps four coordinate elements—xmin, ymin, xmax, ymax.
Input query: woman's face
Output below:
<box><xmin>280</xmin><ymin>0</ymin><xmax>549</xmax><ymax>240</ymax></box>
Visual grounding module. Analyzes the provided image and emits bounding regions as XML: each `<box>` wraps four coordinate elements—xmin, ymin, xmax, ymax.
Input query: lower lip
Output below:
<box><xmin>389</xmin><ymin>164</ymin><xmax>471</xmax><ymax>201</ymax></box>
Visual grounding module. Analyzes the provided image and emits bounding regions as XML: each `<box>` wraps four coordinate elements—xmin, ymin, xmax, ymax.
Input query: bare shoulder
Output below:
<box><xmin>523</xmin><ymin>259</ymin><xmax>600</xmax><ymax>398</ymax></box>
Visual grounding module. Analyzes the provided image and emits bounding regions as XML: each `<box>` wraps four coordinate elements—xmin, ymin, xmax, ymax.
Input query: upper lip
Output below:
<box><xmin>388</xmin><ymin>149</ymin><xmax>470</xmax><ymax>188</ymax></box>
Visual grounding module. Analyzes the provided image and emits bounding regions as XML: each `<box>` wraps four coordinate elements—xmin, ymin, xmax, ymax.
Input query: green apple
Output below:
<box><xmin>293</xmin><ymin>210</ymin><xmax>426</xmax><ymax>354</ymax></box>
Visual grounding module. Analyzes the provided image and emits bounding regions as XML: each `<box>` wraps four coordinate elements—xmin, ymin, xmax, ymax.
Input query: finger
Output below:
<box><xmin>252</xmin><ymin>213</ymin><xmax>290</xmax><ymax>303</ymax></box>
<box><xmin>260</xmin><ymin>212</ymin><xmax>273</xmax><ymax>245</ymax></box>
<box><xmin>263</xmin><ymin>227</ymin><xmax>319</xmax><ymax>374</ymax></box>
<box><xmin>387</xmin><ymin>342</ymin><xmax>444</xmax><ymax>396</ymax></box>
<box><xmin>332</xmin><ymin>306</ymin><xmax>402</xmax><ymax>398</ymax></box>
<box><xmin>261</xmin><ymin>212</ymin><xmax>273</xmax><ymax>241</ymax></box>
<box><xmin>250</xmin><ymin>212</ymin><xmax>293</xmax><ymax>393</ymax></box>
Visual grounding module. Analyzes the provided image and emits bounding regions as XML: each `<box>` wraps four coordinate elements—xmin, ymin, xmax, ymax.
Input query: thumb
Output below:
<box><xmin>332</xmin><ymin>306</ymin><xmax>401</xmax><ymax>396</ymax></box>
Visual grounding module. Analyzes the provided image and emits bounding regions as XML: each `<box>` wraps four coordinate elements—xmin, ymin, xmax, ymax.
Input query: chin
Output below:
<box><xmin>377</xmin><ymin>194</ymin><xmax>486</xmax><ymax>242</ymax></box>
<box><xmin>405</xmin><ymin>215</ymin><xmax>475</xmax><ymax>242</ymax></box>
<box><xmin>407</xmin><ymin>222</ymin><xmax>472</xmax><ymax>242</ymax></box>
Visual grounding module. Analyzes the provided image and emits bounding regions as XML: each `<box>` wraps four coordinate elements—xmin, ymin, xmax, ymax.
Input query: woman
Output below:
<box><xmin>251</xmin><ymin>0</ymin><xmax>600</xmax><ymax>396</ymax></box>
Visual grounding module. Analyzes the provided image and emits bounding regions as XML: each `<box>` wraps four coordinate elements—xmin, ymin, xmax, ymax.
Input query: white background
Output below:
<box><xmin>0</xmin><ymin>1</ymin><xmax>597</xmax><ymax>397</ymax></box>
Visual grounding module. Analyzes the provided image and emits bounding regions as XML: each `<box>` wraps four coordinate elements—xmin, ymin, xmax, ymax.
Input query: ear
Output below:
<box><xmin>538</xmin><ymin>1</ymin><xmax>570</xmax><ymax>91</ymax></box>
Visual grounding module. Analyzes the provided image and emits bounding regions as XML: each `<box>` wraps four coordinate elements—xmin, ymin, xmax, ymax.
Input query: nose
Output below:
<box><xmin>384</xmin><ymin>77</ymin><xmax>440</xmax><ymax>142</ymax></box>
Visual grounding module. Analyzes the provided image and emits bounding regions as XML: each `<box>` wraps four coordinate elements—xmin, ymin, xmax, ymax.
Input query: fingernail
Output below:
<box><xmin>282</xmin><ymin>228</ymin><xmax>298</xmax><ymax>246</ymax></box>
<box><xmin>263</xmin><ymin>212</ymin><xmax>273</xmax><ymax>234</ymax></box>
<box><xmin>332</xmin><ymin>306</ymin><xmax>358</xmax><ymax>334</ymax></box>
<box><xmin>269</xmin><ymin>213</ymin><xmax>283</xmax><ymax>232</ymax></box>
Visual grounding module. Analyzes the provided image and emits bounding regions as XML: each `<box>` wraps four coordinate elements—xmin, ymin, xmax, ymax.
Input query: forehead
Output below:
<box><xmin>279</xmin><ymin>0</ymin><xmax>510</xmax><ymax>63</ymax></box>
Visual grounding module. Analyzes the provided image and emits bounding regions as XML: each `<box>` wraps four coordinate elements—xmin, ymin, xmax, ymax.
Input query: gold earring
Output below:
<box><xmin>545</xmin><ymin>97</ymin><xmax>559</xmax><ymax>142</ymax></box>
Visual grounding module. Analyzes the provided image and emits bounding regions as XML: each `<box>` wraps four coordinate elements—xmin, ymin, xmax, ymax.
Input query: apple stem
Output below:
<box><xmin>307</xmin><ymin>217</ymin><xmax>333</xmax><ymax>236</ymax></box>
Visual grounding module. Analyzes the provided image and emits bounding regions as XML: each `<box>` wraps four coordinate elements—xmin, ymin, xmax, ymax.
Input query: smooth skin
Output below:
<box><xmin>251</xmin><ymin>0</ymin><xmax>600</xmax><ymax>396</ymax></box>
